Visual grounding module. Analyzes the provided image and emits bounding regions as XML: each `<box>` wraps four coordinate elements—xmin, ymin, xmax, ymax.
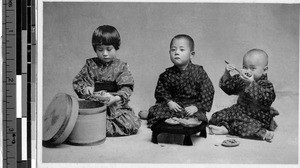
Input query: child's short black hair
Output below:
<box><xmin>92</xmin><ymin>25</ymin><xmax>121</xmax><ymax>51</ymax></box>
<box><xmin>170</xmin><ymin>34</ymin><xmax>194</xmax><ymax>51</ymax></box>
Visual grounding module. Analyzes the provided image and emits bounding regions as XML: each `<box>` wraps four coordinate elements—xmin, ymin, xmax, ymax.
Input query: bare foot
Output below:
<box><xmin>208</xmin><ymin>125</ymin><xmax>229</xmax><ymax>135</ymax></box>
<box><xmin>263</xmin><ymin>130</ymin><xmax>274</xmax><ymax>143</ymax></box>
<box><xmin>138</xmin><ymin>110</ymin><xmax>149</xmax><ymax>120</ymax></box>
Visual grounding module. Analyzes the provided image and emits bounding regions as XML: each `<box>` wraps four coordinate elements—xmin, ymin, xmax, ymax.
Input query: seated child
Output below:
<box><xmin>208</xmin><ymin>49</ymin><xmax>279</xmax><ymax>142</ymax></box>
<box><xmin>147</xmin><ymin>34</ymin><xmax>215</xmax><ymax>128</ymax></box>
<box><xmin>73</xmin><ymin>25</ymin><xmax>141</xmax><ymax>136</ymax></box>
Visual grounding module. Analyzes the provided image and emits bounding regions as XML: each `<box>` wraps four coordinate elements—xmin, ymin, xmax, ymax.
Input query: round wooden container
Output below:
<box><xmin>67</xmin><ymin>100</ymin><xmax>107</xmax><ymax>145</ymax></box>
<box><xmin>43</xmin><ymin>93</ymin><xmax>79</xmax><ymax>145</ymax></box>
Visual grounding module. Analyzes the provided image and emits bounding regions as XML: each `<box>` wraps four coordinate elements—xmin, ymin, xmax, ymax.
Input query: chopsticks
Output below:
<box><xmin>224</xmin><ymin>60</ymin><xmax>241</xmax><ymax>74</ymax></box>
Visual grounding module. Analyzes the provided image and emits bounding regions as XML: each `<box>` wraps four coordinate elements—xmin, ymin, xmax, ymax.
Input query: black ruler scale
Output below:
<box><xmin>3</xmin><ymin>0</ymin><xmax>35</xmax><ymax>168</ymax></box>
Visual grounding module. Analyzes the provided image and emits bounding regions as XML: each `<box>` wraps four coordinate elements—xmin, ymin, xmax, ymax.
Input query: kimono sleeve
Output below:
<box><xmin>115</xmin><ymin>63</ymin><xmax>134</xmax><ymax>104</ymax></box>
<box><xmin>243</xmin><ymin>79</ymin><xmax>276</xmax><ymax>107</ymax></box>
<box><xmin>72</xmin><ymin>60</ymin><xmax>95</xmax><ymax>99</ymax></box>
<box><xmin>219</xmin><ymin>74</ymin><xmax>246</xmax><ymax>95</ymax></box>
<box><xmin>154</xmin><ymin>73</ymin><xmax>172</xmax><ymax>103</ymax></box>
<box><xmin>194</xmin><ymin>67</ymin><xmax>215</xmax><ymax>113</ymax></box>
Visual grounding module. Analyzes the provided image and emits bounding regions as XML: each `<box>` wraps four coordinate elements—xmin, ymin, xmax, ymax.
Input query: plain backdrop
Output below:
<box><xmin>43</xmin><ymin>2</ymin><xmax>298</xmax><ymax>122</ymax></box>
<box><xmin>41</xmin><ymin>2</ymin><xmax>299</xmax><ymax>165</ymax></box>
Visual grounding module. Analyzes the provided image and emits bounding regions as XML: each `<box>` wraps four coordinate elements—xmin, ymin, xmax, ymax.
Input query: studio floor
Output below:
<box><xmin>42</xmin><ymin>91</ymin><xmax>298</xmax><ymax>165</ymax></box>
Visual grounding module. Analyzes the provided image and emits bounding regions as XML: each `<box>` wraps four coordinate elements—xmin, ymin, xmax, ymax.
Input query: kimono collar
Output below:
<box><xmin>93</xmin><ymin>57</ymin><xmax>118</xmax><ymax>67</ymax></box>
<box><xmin>172</xmin><ymin>61</ymin><xmax>193</xmax><ymax>73</ymax></box>
<box><xmin>256</xmin><ymin>74</ymin><xmax>268</xmax><ymax>81</ymax></box>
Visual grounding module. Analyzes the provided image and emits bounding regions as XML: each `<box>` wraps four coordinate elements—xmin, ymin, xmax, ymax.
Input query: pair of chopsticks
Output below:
<box><xmin>224</xmin><ymin>60</ymin><xmax>241</xmax><ymax>74</ymax></box>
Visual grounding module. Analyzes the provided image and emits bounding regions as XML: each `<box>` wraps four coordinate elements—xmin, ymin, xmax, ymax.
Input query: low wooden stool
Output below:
<box><xmin>150</xmin><ymin>119</ymin><xmax>207</xmax><ymax>146</ymax></box>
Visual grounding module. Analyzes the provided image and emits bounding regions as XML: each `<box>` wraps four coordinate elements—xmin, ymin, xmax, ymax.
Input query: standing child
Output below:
<box><xmin>208</xmin><ymin>49</ymin><xmax>279</xmax><ymax>142</ymax></box>
<box><xmin>73</xmin><ymin>25</ymin><xmax>141</xmax><ymax>136</ymax></box>
<box><xmin>147</xmin><ymin>34</ymin><xmax>215</xmax><ymax>128</ymax></box>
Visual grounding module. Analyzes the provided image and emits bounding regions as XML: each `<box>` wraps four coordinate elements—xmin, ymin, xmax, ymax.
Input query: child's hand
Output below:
<box><xmin>167</xmin><ymin>101</ymin><xmax>182</xmax><ymax>112</ymax></box>
<box><xmin>226</xmin><ymin>64</ymin><xmax>237</xmax><ymax>72</ymax></box>
<box><xmin>106</xmin><ymin>95</ymin><xmax>121</xmax><ymax>106</ymax></box>
<box><xmin>184</xmin><ymin>105</ymin><xmax>198</xmax><ymax>116</ymax></box>
<box><xmin>224</xmin><ymin>64</ymin><xmax>238</xmax><ymax>77</ymax></box>
<box><xmin>240</xmin><ymin>69</ymin><xmax>254</xmax><ymax>84</ymax></box>
<box><xmin>84</xmin><ymin>86</ymin><xmax>94</xmax><ymax>95</ymax></box>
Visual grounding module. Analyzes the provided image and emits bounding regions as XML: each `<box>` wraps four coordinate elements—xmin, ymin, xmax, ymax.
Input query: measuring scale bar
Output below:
<box><xmin>16</xmin><ymin>75</ymin><xmax>27</xmax><ymax>162</ymax></box>
<box><xmin>3</xmin><ymin>0</ymin><xmax>17</xmax><ymax>167</ymax></box>
<box><xmin>3</xmin><ymin>0</ymin><xmax>35</xmax><ymax>168</ymax></box>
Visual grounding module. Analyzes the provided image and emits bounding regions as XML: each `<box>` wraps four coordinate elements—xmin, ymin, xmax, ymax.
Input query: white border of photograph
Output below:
<box><xmin>36</xmin><ymin>0</ymin><xmax>300</xmax><ymax>168</ymax></box>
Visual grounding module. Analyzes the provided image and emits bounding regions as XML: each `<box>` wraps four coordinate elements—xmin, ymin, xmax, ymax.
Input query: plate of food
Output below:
<box><xmin>165</xmin><ymin>117</ymin><xmax>180</xmax><ymax>125</ymax></box>
<box><xmin>221</xmin><ymin>139</ymin><xmax>240</xmax><ymax>147</ymax></box>
<box><xmin>175</xmin><ymin>118</ymin><xmax>202</xmax><ymax>127</ymax></box>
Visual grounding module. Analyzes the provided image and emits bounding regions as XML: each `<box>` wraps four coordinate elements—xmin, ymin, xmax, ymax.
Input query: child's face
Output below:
<box><xmin>242</xmin><ymin>54</ymin><xmax>267</xmax><ymax>80</ymax></box>
<box><xmin>169</xmin><ymin>38</ymin><xmax>194</xmax><ymax>68</ymax></box>
<box><xmin>95</xmin><ymin>45</ymin><xmax>117</xmax><ymax>63</ymax></box>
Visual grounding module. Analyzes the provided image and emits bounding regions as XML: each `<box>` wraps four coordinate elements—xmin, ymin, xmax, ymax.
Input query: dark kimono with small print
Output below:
<box><xmin>209</xmin><ymin>74</ymin><xmax>279</xmax><ymax>139</ymax></box>
<box><xmin>147</xmin><ymin>62</ymin><xmax>215</xmax><ymax>127</ymax></box>
<box><xmin>73</xmin><ymin>57</ymin><xmax>141</xmax><ymax>136</ymax></box>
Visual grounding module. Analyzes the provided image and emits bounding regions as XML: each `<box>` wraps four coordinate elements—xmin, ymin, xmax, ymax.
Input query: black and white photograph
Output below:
<box><xmin>38</xmin><ymin>0</ymin><xmax>298</xmax><ymax>167</ymax></box>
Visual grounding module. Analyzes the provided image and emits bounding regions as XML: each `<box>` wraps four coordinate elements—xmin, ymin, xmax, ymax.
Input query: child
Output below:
<box><xmin>73</xmin><ymin>25</ymin><xmax>141</xmax><ymax>136</ymax></box>
<box><xmin>208</xmin><ymin>49</ymin><xmax>279</xmax><ymax>142</ymax></box>
<box><xmin>147</xmin><ymin>34</ymin><xmax>215</xmax><ymax>128</ymax></box>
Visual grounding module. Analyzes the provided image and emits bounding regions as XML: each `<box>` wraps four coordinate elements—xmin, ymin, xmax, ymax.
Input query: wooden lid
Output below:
<box><xmin>43</xmin><ymin>93</ymin><xmax>79</xmax><ymax>145</ymax></box>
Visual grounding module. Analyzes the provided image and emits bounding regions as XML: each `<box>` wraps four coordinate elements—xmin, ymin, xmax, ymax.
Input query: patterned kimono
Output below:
<box><xmin>209</xmin><ymin>74</ymin><xmax>279</xmax><ymax>139</ymax></box>
<box><xmin>147</xmin><ymin>62</ymin><xmax>215</xmax><ymax>127</ymax></box>
<box><xmin>73</xmin><ymin>57</ymin><xmax>141</xmax><ymax>136</ymax></box>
